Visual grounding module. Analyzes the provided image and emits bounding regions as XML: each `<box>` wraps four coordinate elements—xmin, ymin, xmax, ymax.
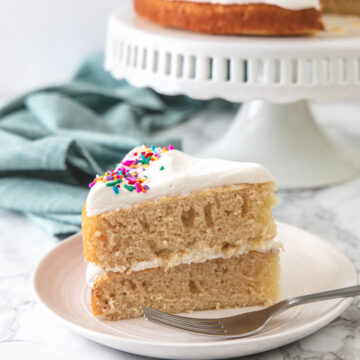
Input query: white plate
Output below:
<box><xmin>32</xmin><ymin>223</ymin><xmax>357</xmax><ymax>359</ymax></box>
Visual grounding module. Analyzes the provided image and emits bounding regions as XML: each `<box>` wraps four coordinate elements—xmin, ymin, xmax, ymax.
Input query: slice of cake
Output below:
<box><xmin>82</xmin><ymin>145</ymin><xmax>281</xmax><ymax>320</ymax></box>
<box><xmin>133</xmin><ymin>0</ymin><xmax>324</xmax><ymax>35</ymax></box>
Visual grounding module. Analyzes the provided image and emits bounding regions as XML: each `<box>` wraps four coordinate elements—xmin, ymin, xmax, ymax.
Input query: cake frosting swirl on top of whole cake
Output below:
<box><xmin>86</xmin><ymin>145</ymin><xmax>275</xmax><ymax>216</ymax></box>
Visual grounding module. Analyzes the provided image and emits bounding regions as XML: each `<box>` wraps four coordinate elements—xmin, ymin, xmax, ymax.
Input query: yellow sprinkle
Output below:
<box><xmin>105</xmin><ymin>172</ymin><xmax>109</xmax><ymax>176</ymax></box>
<box><xmin>102</xmin><ymin>179</ymin><xmax>106</xmax><ymax>183</ymax></box>
<box><xmin>130</xmin><ymin>164</ymin><xmax>137</xmax><ymax>168</ymax></box>
<box><xmin>113</xmin><ymin>175</ymin><xmax>117</xmax><ymax>179</ymax></box>
<box><xmin>144</xmin><ymin>164</ymin><xmax>149</xmax><ymax>168</ymax></box>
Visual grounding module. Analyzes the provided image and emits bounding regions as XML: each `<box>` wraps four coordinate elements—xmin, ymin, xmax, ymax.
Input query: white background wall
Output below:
<box><xmin>0</xmin><ymin>0</ymin><xmax>129</xmax><ymax>97</ymax></box>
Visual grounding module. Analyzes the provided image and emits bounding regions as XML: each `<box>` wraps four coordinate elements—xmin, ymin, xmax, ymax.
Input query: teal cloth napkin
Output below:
<box><xmin>0</xmin><ymin>53</ymin><xmax>206</xmax><ymax>237</ymax></box>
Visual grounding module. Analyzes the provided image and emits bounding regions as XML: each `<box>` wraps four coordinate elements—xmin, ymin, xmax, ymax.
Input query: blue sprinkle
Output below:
<box><xmin>140</xmin><ymin>153</ymin><xmax>146</xmax><ymax>162</ymax></box>
<box><xmin>113</xmin><ymin>186</ymin><xmax>119</xmax><ymax>195</ymax></box>
<box><xmin>151</xmin><ymin>145</ymin><xmax>156</xmax><ymax>152</ymax></box>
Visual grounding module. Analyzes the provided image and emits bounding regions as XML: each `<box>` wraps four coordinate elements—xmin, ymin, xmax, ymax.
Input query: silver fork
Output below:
<box><xmin>142</xmin><ymin>284</ymin><xmax>360</xmax><ymax>338</ymax></box>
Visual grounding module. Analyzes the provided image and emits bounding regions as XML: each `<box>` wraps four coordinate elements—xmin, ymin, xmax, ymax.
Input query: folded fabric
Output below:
<box><xmin>0</xmin><ymin>53</ymin><xmax>206</xmax><ymax>237</ymax></box>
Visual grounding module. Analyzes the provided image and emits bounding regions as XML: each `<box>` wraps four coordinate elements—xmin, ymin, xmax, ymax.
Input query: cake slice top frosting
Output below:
<box><xmin>86</xmin><ymin>145</ymin><xmax>274</xmax><ymax>216</ymax></box>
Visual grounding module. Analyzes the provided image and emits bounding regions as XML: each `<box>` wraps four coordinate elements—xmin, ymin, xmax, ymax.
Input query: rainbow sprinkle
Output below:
<box><xmin>88</xmin><ymin>145</ymin><xmax>174</xmax><ymax>195</ymax></box>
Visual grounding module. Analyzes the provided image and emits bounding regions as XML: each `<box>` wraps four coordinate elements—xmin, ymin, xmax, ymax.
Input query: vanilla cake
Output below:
<box><xmin>323</xmin><ymin>0</ymin><xmax>360</xmax><ymax>15</ymax></box>
<box><xmin>82</xmin><ymin>145</ymin><xmax>280</xmax><ymax>320</ymax></box>
<box><xmin>134</xmin><ymin>0</ymin><xmax>324</xmax><ymax>35</ymax></box>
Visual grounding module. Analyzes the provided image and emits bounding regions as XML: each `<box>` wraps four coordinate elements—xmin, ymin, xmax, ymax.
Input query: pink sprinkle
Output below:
<box><xmin>135</xmin><ymin>183</ymin><xmax>141</xmax><ymax>193</ymax></box>
<box><xmin>89</xmin><ymin>182</ymin><xmax>95</xmax><ymax>188</ymax></box>
<box><xmin>123</xmin><ymin>160</ymin><xmax>134</xmax><ymax>166</ymax></box>
<box><xmin>168</xmin><ymin>144</ymin><xmax>174</xmax><ymax>150</ymax></box>
<box><xmin>126</xmin><ymin>177</ymin><xmax>136</xmax><ymax>182</ymax></box>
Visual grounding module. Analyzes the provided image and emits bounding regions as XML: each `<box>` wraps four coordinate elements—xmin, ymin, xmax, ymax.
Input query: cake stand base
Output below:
<box><xmin>197</xmin><ymin>100</ymin><xmax>359</xmax><ymax>189</ymax></box>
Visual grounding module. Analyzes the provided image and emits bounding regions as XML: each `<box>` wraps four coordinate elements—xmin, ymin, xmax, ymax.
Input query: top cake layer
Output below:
<box><xmin>166</xmin><ymin>0</ymin><xmax>321</xmax><ymax>10</ymax></box>
<box><xmin>86</xmin><ymin>145</ymin><xmax>274</xmax><ymax>216</ymax></box>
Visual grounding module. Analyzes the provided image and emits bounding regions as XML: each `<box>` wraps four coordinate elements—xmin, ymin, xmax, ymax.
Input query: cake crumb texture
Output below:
<box><xmin>322</xmin><ymin>0</ymin><xmax>360</xmax><ymax>15</ymax></box>
<box><xmin>91</xmin><ymin>250</ymin><xmax>281</xmax><ymax>320</ymax></box>
<box><xmin>82</xmin><ymin>182</ymin><xmax>277</xmax><ymax>270</ymax></box>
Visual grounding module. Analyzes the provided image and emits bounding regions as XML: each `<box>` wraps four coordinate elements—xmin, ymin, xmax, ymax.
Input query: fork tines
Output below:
<box><xmin>141</xmin><ymin>306</ymin><xmax>226</xmax><ymax>335</ymax></box>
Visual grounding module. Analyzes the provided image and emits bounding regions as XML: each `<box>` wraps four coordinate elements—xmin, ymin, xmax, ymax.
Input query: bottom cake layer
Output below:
<box><xmin>91</xmin><ymin>250</ymin><xmax>280</xmax><ymax>320</ymax></box>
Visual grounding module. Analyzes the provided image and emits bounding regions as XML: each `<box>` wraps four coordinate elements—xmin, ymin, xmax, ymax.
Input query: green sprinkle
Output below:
<box><xmin>106</xmin><ymin>179</ymin><xmax>121</xmax><ymax>187</ymax></box>
<box><xmin>139</xmin><ymin>155</ymin><xmax>152</xmax><ymax>166</ymax></box>
<box><xmin>124</xmin><ymin>184</ymin><xmax>136</xmax><ymax>192</ymax></box>
<box><xmin>160</xmin><ymin>166</ymin><xmax>165</xmax><ymax>171</ymax></box>
<box><xmin>144</xmin><ymin>175</ymin><xmax>148</xmax><ymax>179</ymax></box>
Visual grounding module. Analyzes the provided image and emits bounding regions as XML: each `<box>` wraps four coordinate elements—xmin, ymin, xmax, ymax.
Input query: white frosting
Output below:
<box><xmin>166</xmin><ymin>0</ymin><xmax>320</xmax><ymax>10</ymax></box>
<box><xmin>86</xmin><ymin>262</ymin><xmax>104</xmax><ymax>288</ymax></box>
<box><xmin>86</xmin><ymin>240</ymin><xmax>282</xmax><ymax>287</ymax></box>
<box><xmin>86</xmin><ymin>146</ymin><xmax>274</xmax><ymax>216</ymax></box>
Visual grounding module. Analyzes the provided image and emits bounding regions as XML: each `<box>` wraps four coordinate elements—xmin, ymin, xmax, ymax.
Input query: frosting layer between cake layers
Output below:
<box><xmin>165</xmin><ymin>0</ymin><xmax>321</xmax><ymax>10</ymax></box>
<box><xmin>86</xmin><ymin>239</ymin><xmax>281</xmax><ymax>287</ymax></box>
<box><xmin>86</xmin><ymin>146</ymin><xmax>275</xmax><ymax>216</ymax></box>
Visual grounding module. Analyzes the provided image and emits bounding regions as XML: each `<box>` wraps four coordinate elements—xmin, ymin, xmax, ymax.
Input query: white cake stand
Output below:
<box><xmin>105</xmin><ymin>9</ymin><xmax>360</xmax><ymax>189</ymax></box>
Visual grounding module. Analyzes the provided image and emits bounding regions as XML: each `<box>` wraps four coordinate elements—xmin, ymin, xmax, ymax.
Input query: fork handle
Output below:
<box><xmin>277</xmin><ymin>284</ymin><xmax>360</xmax><ymax>313</ymax></box>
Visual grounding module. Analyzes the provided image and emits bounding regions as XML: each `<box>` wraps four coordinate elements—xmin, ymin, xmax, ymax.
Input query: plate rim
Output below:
<box><xmin>32</xmin><ymin>222</ymin><xmax>358</xmax><ymax>351</ymax></box>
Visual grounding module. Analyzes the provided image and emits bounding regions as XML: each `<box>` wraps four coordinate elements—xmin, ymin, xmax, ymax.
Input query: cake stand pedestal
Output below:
<box><xmin>105</xmin><ymin>9</ymin><xmax>360</xmax><ymax>189</ymax></box>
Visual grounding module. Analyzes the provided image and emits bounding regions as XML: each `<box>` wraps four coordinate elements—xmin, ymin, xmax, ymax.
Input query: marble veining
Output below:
<box><xmin>1</xmin><ymin>99</ymin><xmax>360</xmax><ymax>359</ymax></box>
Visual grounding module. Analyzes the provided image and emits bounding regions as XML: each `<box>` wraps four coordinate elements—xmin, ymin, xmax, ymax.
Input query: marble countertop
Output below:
<box><xmin>1</xmin><ymin>100</ymin><xmax>360</xmax><ymax>360</ymax></box>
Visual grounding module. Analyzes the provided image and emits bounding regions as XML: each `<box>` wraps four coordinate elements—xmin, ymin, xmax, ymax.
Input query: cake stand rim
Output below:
<box><xmin>106</xmin><ymin>8</ymin><xmax>360</xmax><ymax>104</ymax></box>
